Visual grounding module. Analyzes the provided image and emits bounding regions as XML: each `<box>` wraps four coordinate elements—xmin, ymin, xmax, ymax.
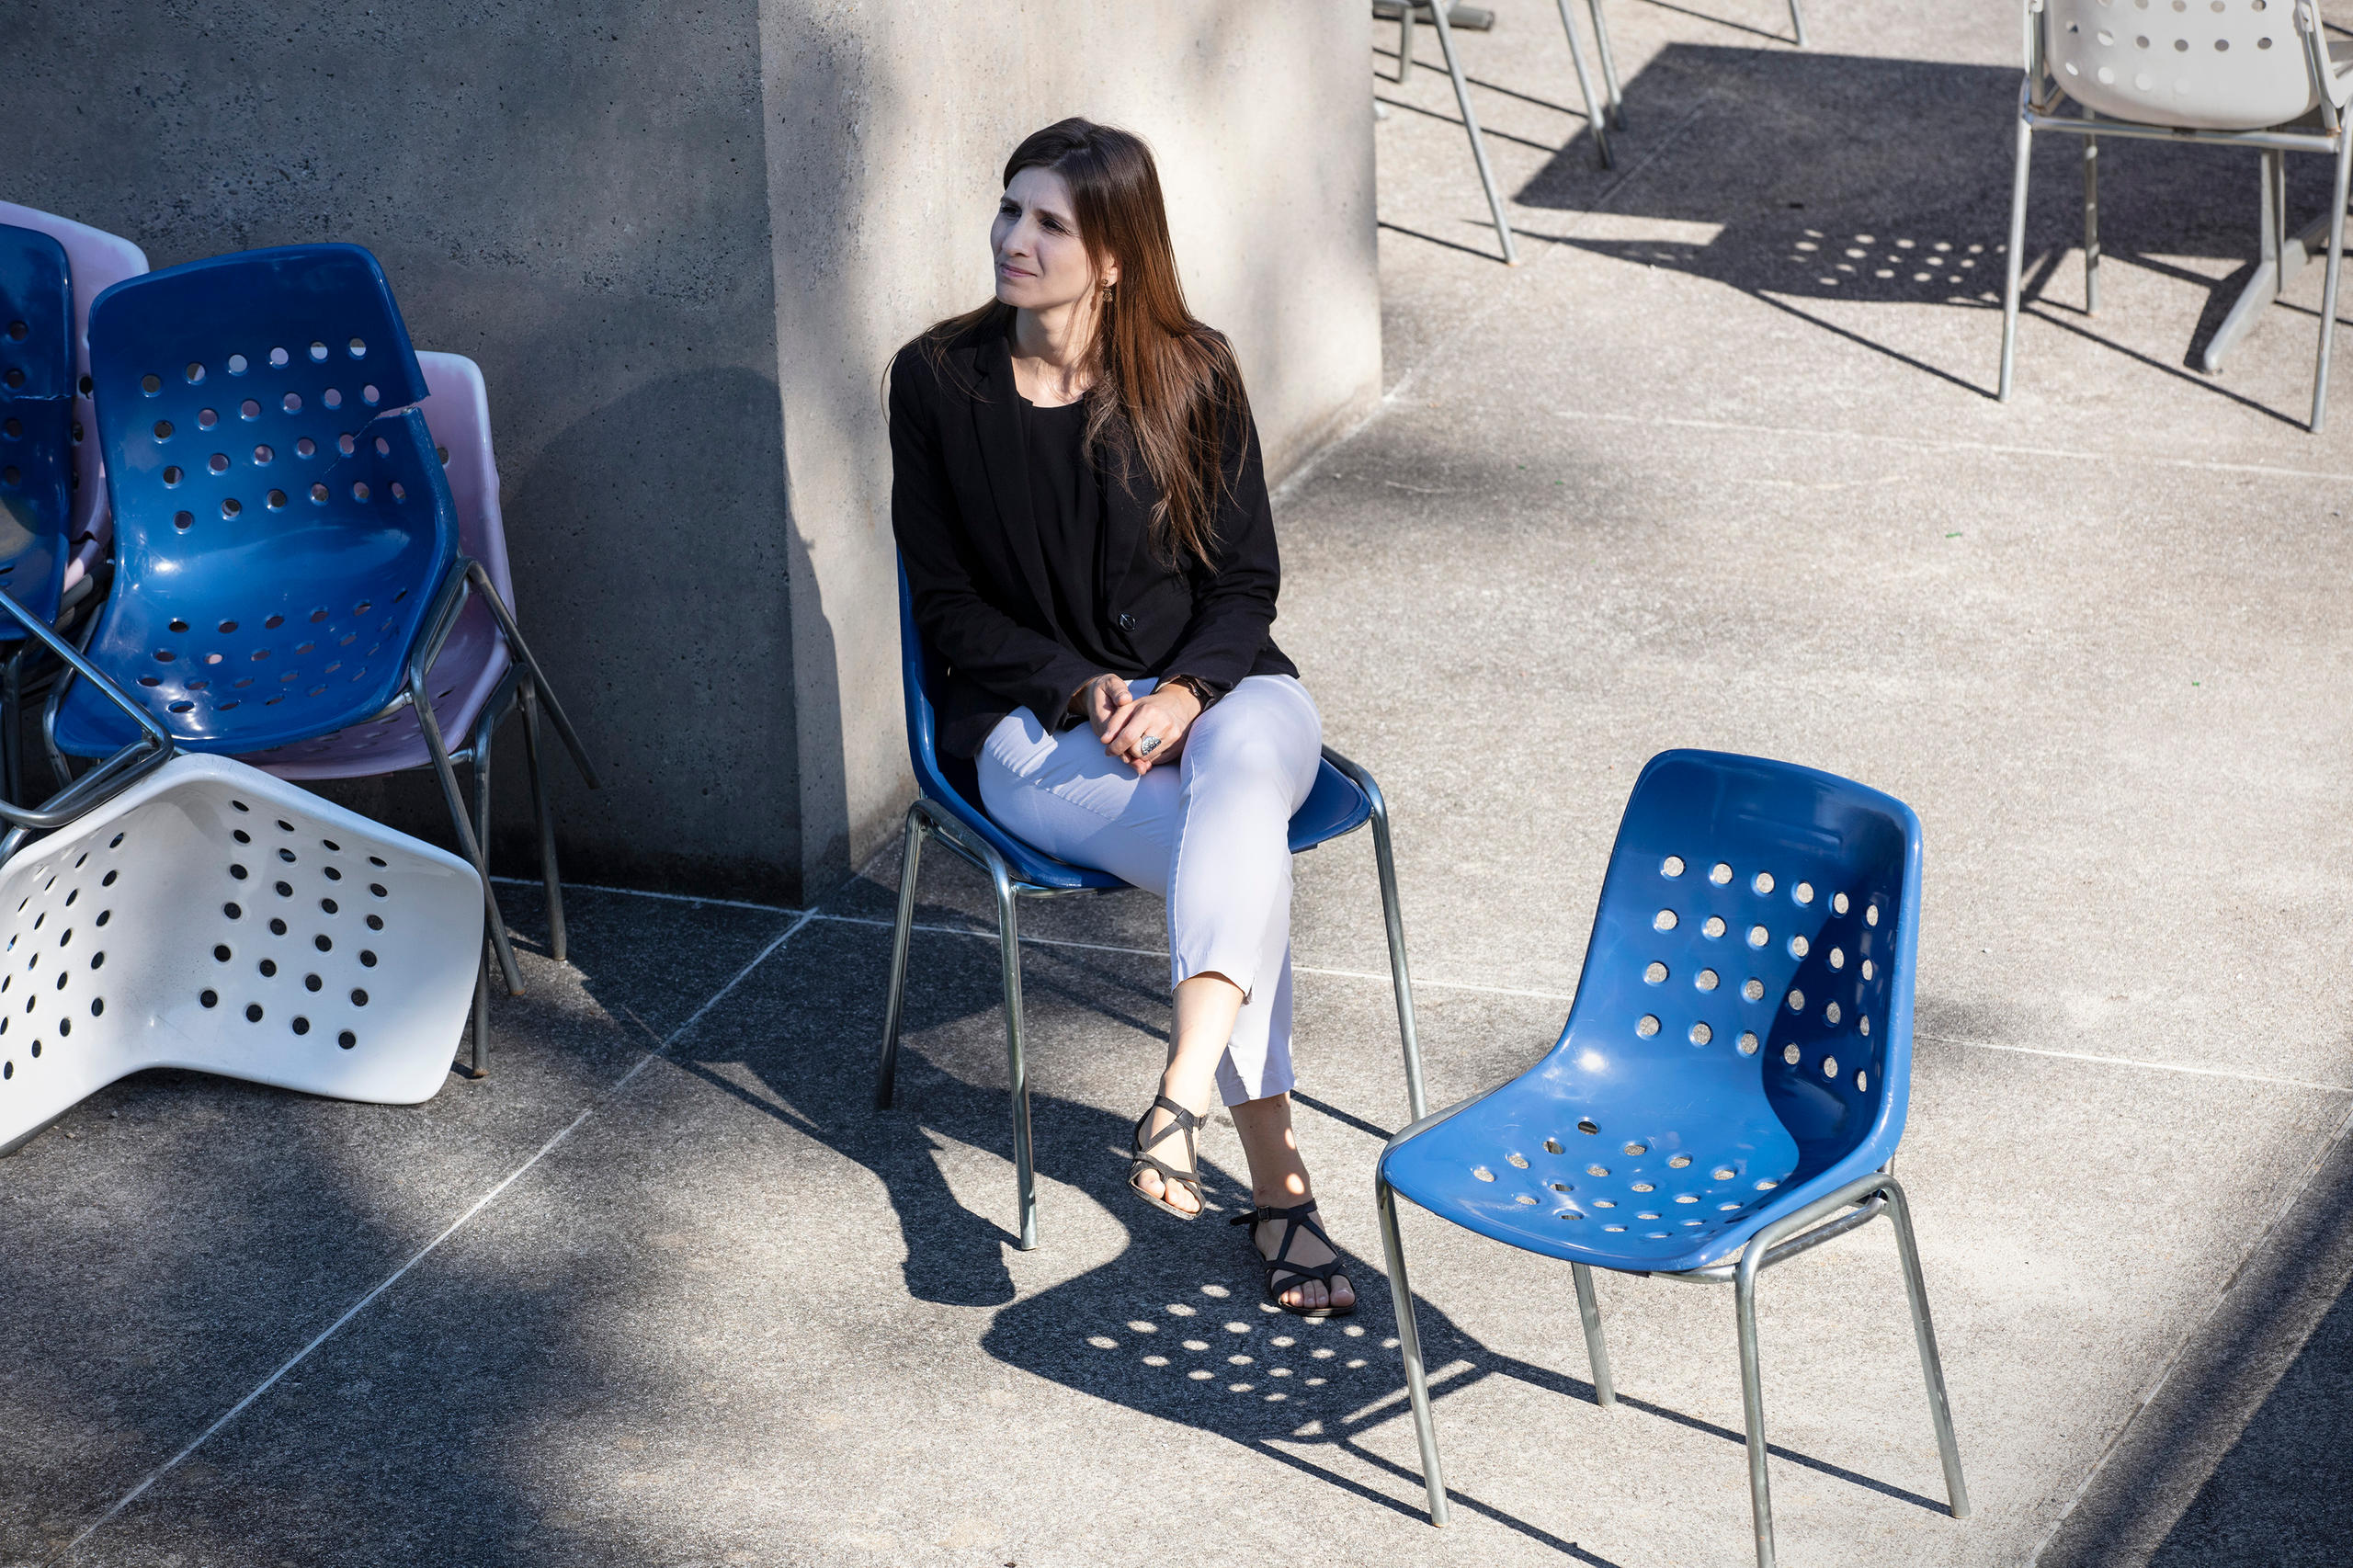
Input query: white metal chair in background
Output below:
<box><xmin>2001</xmin><ymin>0</ymin><xmax>2353</xmax><ymax>429</ymax></box>
<box><xmin>1378</xmin><ymin>0</ymin><xmax>1628</xmax><ymax>265</ymax></box>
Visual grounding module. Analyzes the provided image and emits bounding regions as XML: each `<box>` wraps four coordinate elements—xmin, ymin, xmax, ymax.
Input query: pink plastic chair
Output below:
<box><xmin>233</xmin><ymin>351</ymin><xmax>591</xmax><ymax>1074</ymax></box>
<box><xmin>0</xmin><ymin>203</ymin><xmax>147</xmax><ymax>604</ymax></box>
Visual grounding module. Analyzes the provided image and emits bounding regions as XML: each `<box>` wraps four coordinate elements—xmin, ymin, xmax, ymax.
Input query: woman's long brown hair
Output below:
<box><xmin>919</xmin><ymin>118</ymin><xmax>1245</xmax><ymax>570</ymax></box>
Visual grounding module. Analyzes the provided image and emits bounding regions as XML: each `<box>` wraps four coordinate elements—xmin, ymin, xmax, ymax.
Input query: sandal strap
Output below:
<box><xmin>1132</xmin><ymin>1095</ymin><xmax>1208</xmax><ymax>1205</ymax></box>
<box><xmin>1232</xmin><ymin>1199</ymin><xmax>1342</xmax><ymax>1287</ymax></box>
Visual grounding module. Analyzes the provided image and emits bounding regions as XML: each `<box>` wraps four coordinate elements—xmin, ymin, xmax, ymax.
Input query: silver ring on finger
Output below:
<box><xmin>1138</xmin><ymin>733</ymin><xmax>1163</xmax><ymax>756</ymax></box>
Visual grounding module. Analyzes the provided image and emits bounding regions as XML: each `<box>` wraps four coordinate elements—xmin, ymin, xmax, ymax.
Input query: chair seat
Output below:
<box><xmin>238</xmin><ymin>621</ymin><xmax>509</xmax><ymax>778</ymax></box>
<box><xmin>923</xmin><ymin>753</ymin><xmax>1375</xmax><ymax>893</ymax></box>
<box><xmin>1381</xmin><ymin>1071</ymin><xmax>1802</xmax><ymax>1275</ymax></box>
<box><xmin>1382</xmin><ymin>748</ymin><xmax>1916</xmax><ymax>1277</ymax></box>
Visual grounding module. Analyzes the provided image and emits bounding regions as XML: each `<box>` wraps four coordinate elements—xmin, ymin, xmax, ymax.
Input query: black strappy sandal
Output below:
<box><xmin>1232</xmin><ymin>1199</ymin><xmax>1357</xmax><ymax>1319</ymax></box>
<box><xmin>1129</xmin><ymin>1094</ymin><xmax>1208</xmax><ymax>1221</ymax></box>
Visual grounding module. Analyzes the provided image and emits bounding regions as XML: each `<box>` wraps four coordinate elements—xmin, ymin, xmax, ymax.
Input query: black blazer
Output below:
<box><xmin>889</xmin><ymin>316</ymin><xmax>1296</xmax><ymax>758</ymax></box>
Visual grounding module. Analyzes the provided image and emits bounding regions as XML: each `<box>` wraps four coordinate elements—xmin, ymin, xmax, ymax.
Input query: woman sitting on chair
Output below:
<box><xmin>888</xmin><ymin>118</ymin><xmax>1352</xmax><ymax>1318</ymax></box>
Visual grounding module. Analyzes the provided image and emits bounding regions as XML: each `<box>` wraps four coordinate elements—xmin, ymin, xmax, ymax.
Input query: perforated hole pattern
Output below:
<box><xmin>0</xmin><ymin>779</ymin><xmax>448</xmax><ymax>1125</ymax></box>
<box><xmin>1466</xmin><ymin>1106</ymin><xmax>1787</xmax><ymax>1239</ymax></box>
<box><xmin>2047</xmin><ymin>0</ymin><xmax>2310</xmax><ymax>124</ymax></box>
<box><xmin>1450</xmin><ymin>840</ymin><xmax>1896</xmax><ymax>1241</ymax></box>
<box><xmin>76</xmin><ymin>249</ymin><xmax>446</xmax><ymax>750</ymax></box>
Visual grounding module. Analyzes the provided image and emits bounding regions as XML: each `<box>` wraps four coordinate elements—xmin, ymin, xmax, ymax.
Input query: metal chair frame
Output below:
<box><xmin>2000</xmin><ymin>0</ymin><xmax>2353</xmax><ymax>429</ymax></box>
<box><xmin>1379</xmin><ymin>1119</ymin><xmax>1969</xmax><ymax>1568</ymax></box>
<box><xmin>1368</xmin><ymin>749</ymin><xmax>1967</xmax><ymax>1568</ymax></box>
<box><xmin>1387</xmin><ymin>0</ymin><xmax>1630</xmax><ymax>266</ymax></box>
<box><xmin>873</xmin><ymin>743</ymin><xmax>1427</xmax><ymax>1252</ymax></box>
<box><xmin>40</xmin><ymin>543</ymin><xmax>593</xmax><ymax>1080</ymax></box>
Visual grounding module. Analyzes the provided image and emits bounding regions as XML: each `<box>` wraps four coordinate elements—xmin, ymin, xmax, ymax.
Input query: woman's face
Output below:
<box><xmin>993</xmin><ymin>166</ymin><xmax>1116</xmax><ymax>312</ymax></box>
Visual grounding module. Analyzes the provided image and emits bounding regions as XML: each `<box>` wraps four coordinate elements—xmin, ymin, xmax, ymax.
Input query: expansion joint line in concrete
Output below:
<box><xmin>47</xmin><ymin>908</ymin><xmax>821</xmax><ymax>1567</ymax></box>
<box><xmin>2027</xmin><ymin>1092</ymin><xmax>2353</xmax><ymax>1563</ymax></box>
<box><xmin>1543</xmin><ymin>406</ymin><xmax>2353</xmax><ymax>485</ymax></box>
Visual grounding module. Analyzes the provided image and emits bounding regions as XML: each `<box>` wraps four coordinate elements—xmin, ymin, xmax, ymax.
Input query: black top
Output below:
<box><xmin>1016</xmin><ymin>394</ymin><xmax>1102</xmax><ymax>640</ymax></box>
<box><xmin>889</xmin><ymin>312</ymin><xmax>1296</xmax><ymax>758</ymax></box>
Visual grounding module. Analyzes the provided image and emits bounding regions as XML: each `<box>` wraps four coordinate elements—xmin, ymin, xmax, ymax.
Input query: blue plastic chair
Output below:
<box><xmin>873</xmin><ymin>561</ymin><xmax>1427</xmax><ymax>1249</ymax></box>
<box><xmin>51</xmin><ymin>243</ymin><xmax>551</xmax><ymax>1033</ymax></box>
<box><xmin>0</xmin><ymin>225</ymin><xmax>74</xmax><ymax>632</ymax></box>
<box><xmin>1375</xmin><ymin>750</ymin><xmax>1969</xmax><ymax>1568</ymax></box>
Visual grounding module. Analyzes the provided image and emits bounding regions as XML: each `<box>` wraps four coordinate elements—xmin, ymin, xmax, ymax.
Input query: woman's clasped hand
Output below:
<box><xmin>1075</xmin><ymin>673</ymin><xmax>1201</xmax><ymax>775</ymax></box>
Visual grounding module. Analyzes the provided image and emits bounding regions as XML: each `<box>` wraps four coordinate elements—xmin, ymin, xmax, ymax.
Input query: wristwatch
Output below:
<box><xmin>1163</xmin><ymin>673</ymin><xmax>1222</xmax><ymax>710</ymax></box>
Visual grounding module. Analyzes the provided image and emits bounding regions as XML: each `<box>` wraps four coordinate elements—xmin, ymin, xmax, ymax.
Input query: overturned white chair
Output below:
<box><xmin>0</xmin><ymin>598</ymin><xmax>483</xmax><ymax>1155</ymax></box>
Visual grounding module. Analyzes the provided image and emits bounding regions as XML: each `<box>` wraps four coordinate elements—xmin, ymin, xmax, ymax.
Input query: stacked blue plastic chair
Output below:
<box><xmin>1376</xmin><ymin>750</ymin><xmax>1970</xmax><ymax>1568</ymax></box>
<box><xmin>54</xmin><ymin>243</ymin><xmax>530</xmax><ymax>1068</ymax></box>
<box><xmin>874</xmin><ymin>560</ymin><xmax>1427</xmax><ymax>1250</ymax></box>
<box><xmin>0</xmin><ymin>225</ymin><xmax>79</xmax><ymax>793</ymax></box>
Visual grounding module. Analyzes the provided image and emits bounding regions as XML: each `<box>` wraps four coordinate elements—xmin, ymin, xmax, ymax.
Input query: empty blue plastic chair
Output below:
<box><xmin>0</xmin><ymin>227</ymin><xmax>76</xmax><ymax>639</ymax></box>
<box><xmin>1376</xmin><ymin>750</ymin><xmax>1969</xmax><ymax>1568</ymax></box>
<box><xmin>873</xmin><ymin>560</ymin><xmax>1427</xmax><ymax>1249</ymax></box>
<box><xmin>51</xmin><ymin>243</ymin><xmax>540</xmax><ymax>1021</ymax></box>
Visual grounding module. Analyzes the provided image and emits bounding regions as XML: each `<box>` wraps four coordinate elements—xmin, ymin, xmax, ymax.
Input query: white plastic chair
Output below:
<box><xmin>2000</xmin><ymin>0</ymin><xmax>2353</xmax><ymax>428</ymax></box>
<box><xmin>0</xmin><ymin>599</ymin><xmax>482</xmax><ymax>1155</ymax></box>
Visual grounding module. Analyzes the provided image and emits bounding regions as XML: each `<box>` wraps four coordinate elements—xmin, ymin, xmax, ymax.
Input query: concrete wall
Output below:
<box><xmin>9</xmin><ymin>1</ymin><xmax>1379</xmax><ymax>901</ymax></box>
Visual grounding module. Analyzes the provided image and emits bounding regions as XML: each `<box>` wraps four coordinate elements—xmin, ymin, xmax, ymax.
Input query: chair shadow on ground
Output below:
<box><xmin>678</xmin><ymin>895</ymin><xmax>1955</xmax><ymax>1563</ymax></box>
<box><xmin>1412</xmin><ymin>37</ymin><xmax>2352</xmax><ymax>416</ymax></box>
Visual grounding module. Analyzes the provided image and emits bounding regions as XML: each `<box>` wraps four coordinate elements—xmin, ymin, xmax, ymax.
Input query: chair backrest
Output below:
<box><xmin>0</xmin><ymin>752</ymin><xmax>483</xmax><ymax>1153</ymax></box>
<box><xmin>229</xmin><ymin>352</ymin><xmax>513</xmax><ymax>778</ymax></box>
<box><xmin>0</xmin><ymin>224</ymin><xmax>74</xmax><ymax>630</ymax></box>
<box><xmin>0</xmin><ymin>202</ymin><xmax>149</xmax><ymax>555</ymax></box>
<box><xmin>59</xmin><ymin>246</ymin><xmax>459</xmax><ymax>756</ymax></box>
<box><xmin>1552</xmin><ymin>749</ymin><xmax>1921</xmax><ymax>1194</ymax></box>
<box><xmin>896</xmin><ymin>558</ymin><xmax>1121</xmax><ymax>890</ymax></box>
<box><xmin>2043</xmin><ymin>0</ymin><xmax>2324</xmax><ymax>131</ymax></box>
<box><xmin>409</xmin><ymin>351</ymin><xmax>513</xmax><ymax>607</ymax></box>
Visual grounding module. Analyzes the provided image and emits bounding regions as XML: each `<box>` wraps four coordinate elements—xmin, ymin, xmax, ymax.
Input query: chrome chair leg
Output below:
<box><xmin>1552</xmin><ymin>0</ymin><xmax>1614</xmax><ymax>167</ymax></box>
<box><xmin>1733</xmin><ymin>1242</ymin><xmax>1780</xmax><ymax>1568</ymax></box>
<box><xmin>462</xmin><ymin>561</ymin><xmax>598</xmax><ymax>789</ymax></box>
<box><xmin>1427</xmin><ymin>2</ymin><xmax>1518</xmax><ymax>264</ymax></box>
<box><xmin>463</xmin><ymin>944</ymin><xmax>491</xmax><ymax>1079</ymax></box>
<box><xmin>1327</xmin><ymin>748</ymin><xmax>1427</xmax><ymax>1119</ymax></box>
<box><xmin>415</xmin><ymin>682</ymin><xmax>524</xmax><ymax>994</ymax></box>
<box><xmin>1883</xmin><ymin>1176</ymin><xmax>1973</xmax><ymax>1518</ymax></box>
<box><xmin>2000</xmin><ymin>106</ymin><xmax>2034</xmax><ymax>401</ymax></box>
<box><xmin>992</xmin><ymin>858</ymin><xmax>1039</xmax><ymax>1250</ymax></box>
<box><xmin>1377</xmin><ymin>1178</ymin><xmax>1450</xmax><ymax>1525</ymax></box>
<box><xmin>518</xmin><ymin>678</ymin><xmax>568</xmax><ymax>965</ymax></box>
<box><xmin>1787</xmin><ymin>0</ymin><xmax>1808</xmax><ymax>48</ymax></box>
<box><xmin>2082</xmin><ymin>135</ymin><xmax>2100</xmax><ymax>313</ymax></box>
<box><xmin>873</xmin><ymin>803</ymin><xmax>929</xmax><ymax>1111</ymax></box>
<box><xmin>1397</xmin><ymin>0</ymin><xmax>1415</xmax><ymax>83</ymax></box>
<box><xmin>1586</xmin><ymin>0</ymin><xmax>1626</xmax><ymax>129</ymax></box>
<box><xmin>1572</xmin><ymin>1261</ymin><xmax>1617</xmax><ymax>1408</ymax></box>
<box><xmin>2311</xmin><ymin>128</ymin><xmax>2352</xmax><ymax>432</ymax></box>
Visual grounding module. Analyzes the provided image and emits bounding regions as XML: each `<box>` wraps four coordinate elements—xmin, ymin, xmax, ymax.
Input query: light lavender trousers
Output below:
<box><xmin>976</xmin><ymin>675</ymin><xmax>1323</xmax><ymax>1107</ymax></box>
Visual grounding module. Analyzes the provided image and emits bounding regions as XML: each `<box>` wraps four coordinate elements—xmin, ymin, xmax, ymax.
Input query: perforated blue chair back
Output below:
<box><xmin>56</xmin><ymin>245</ymin><xmax>457</xmax><ymax>757</ymax></box>
<box><xmin>0</xmin><ymin>225</ymin><xmax>75</xmax><ymax>633</ymax></box>
<box><xmin>1381</xmin><ymin>749</ymin><xmax>1921</xmax><ymax>1274</ymax></box>
<box><xmin>896</xmin><ymin>560</ymin><xmax>1372</xmax><ymax>890</ymax></box>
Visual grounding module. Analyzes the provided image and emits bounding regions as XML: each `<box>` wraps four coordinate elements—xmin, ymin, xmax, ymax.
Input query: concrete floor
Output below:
<box><xmin>10</xmin><ymin>0</ymin><xmax>2353</xmax><ymax>1562</ymax></box>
